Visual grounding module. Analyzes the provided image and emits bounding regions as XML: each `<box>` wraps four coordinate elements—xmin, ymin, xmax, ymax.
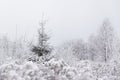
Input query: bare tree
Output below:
<box><xmin>88</xmin><ymin>35</ymin><xmax>98</xmax><ymax>61</ymax></box>
<box><xmin>72</xmin><ymin>40</ymin><xmax>88</xmax><ymax>60</ymax></box>
<box><xmin>2</xmin><ymin>36</ymin><xmax>9</xmax><ymax>57</ymax></box>
<box><xmin>95</xmin><ymin>19</ymin><xmax>114</xmax><ymax>62</ymax></box>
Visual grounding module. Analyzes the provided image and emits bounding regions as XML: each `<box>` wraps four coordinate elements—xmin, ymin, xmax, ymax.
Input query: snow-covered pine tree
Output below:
<box><xmin>32</xmin><ymin>16</ymin><xmax>52</xmax><ymax>57</ymax></box>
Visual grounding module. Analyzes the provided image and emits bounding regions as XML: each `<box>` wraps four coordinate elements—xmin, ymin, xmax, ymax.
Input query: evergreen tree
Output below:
<box><xmin>32</xmin><ymin>16</ymin><xmax>52</xmax><ymax>57</ymax></box>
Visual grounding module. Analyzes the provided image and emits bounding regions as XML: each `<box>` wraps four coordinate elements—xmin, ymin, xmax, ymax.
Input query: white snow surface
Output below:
<box><xmin>0</xmin><ymin>57</ymin><xmax>120</xmax><ymax>80</ymax></box>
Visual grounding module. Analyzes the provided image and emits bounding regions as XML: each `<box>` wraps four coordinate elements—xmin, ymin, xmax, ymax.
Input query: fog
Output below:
<box><xmin>0</xmin><ymin>0</ymin><xmax>120</xmax><ymax>46</ymax></box>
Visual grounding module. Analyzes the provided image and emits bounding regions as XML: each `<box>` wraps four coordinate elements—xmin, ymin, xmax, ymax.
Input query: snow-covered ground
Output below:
<box><xmin>0</xmin><ymin>57</ymin><xmax>120</xmax><ymax>80</ymax></box>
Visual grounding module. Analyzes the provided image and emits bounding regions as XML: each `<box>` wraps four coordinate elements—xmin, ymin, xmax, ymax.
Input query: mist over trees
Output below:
<box><xmin>1</xmin><ymin>18</ymin><xmax>120</xmax><ymax>80</ymax></box>
<box><xmin>93</xmin><ymin>19</ymin><xmax>115</xmax><ymax>62</ymax></box>
<box><xmin>0</xmin><ymin>19</ymin><xmax>119</xmax><ymax>64</ymax></box>
<box><xmin>55</xmin><ymin>19</ymin><xmax>120</xmax><ymax>63</ymax></box>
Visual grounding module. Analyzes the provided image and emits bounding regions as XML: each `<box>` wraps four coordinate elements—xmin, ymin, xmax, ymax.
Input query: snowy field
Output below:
<box><xmin>0</xmin><ymin>56</ymin><xmax>120</xmax><ymax>80</ymax></box>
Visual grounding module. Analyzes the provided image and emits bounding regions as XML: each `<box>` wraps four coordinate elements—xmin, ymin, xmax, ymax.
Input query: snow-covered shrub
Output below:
<box><xmin>1</xmin><ymin>56</ymin><xmax>120</xmax><ymax>80</ymax></box>
<box><xmin>0</xmin><ymin>57</ymin><xmax>81</xmax><ymax>80</ymax></box>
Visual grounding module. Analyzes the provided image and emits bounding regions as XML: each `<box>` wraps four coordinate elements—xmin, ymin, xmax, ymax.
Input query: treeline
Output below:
<box><xmin>0</xmin><ymin>19</ymin><xmax>120</xmax><ymax>64</ymax></box>
<box><xmin>0</xmin><ymin>36</ymin><xmax>31</xmax><ymax>63</ymax></box>
<box><xmin>55</xmin><ymin>19</ymin><xmax>120</xmax><ymax>63</ymax></box>
<box><xmin>0</xmin><ymin>17</ymin><xmax>52</xmax><ymax>62</ymax></box>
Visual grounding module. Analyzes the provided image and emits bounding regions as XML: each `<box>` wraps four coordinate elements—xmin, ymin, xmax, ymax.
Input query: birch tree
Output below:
<box><xmin>96</xmin><ymin>19</ymin><xmax>114</xmax><ymax>62</ymax></box>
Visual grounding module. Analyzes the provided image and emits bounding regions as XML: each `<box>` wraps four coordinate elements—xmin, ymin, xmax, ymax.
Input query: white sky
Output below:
<box><xmin>0</xmin><ymin>0</ymin><xmax>120</xmax><ymax>46</ymax></box>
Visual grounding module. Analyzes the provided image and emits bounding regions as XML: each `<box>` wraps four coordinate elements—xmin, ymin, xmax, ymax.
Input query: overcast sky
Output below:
<box><xmin>0</xmin><ymin>0</ymin><xmax>120</xmax><ymax>46</ymax></box>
